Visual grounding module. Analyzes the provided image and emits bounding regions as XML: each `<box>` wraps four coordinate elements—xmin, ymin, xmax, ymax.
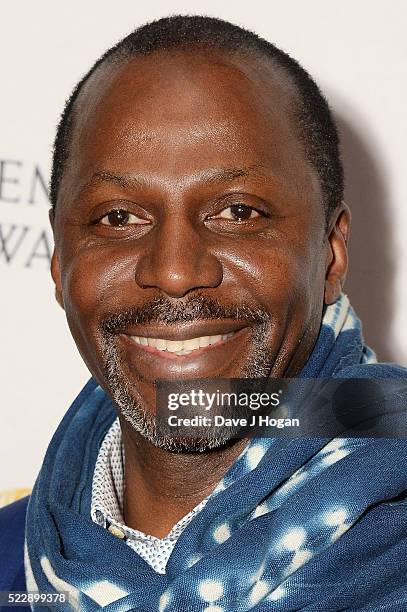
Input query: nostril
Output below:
<box><xmin>134</xmin><ymin>251</ymin><xmax>223</xmax><ymax>296</ymax></box>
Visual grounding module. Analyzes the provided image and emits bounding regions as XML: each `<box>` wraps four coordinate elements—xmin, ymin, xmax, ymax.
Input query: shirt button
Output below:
<box><xmin>108</xmin><ymin>525</ymin><xmax>126</xmax><ymax>539</ymax></box>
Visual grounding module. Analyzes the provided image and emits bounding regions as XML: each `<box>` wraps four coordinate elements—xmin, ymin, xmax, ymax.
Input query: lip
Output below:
<box><xmin>119</xmin><ymin>319</ymin><xmax>249</xmax><ymax>341</ymax></box>
<box><xmin>125</xmin><ymin>332</ymin><xmax>235</xmax><ymax>359</ymax></box>
<box><xmin>119</xmin><ymin>324</ymin><xmax>252</xmax><ymax>380</ymax></box>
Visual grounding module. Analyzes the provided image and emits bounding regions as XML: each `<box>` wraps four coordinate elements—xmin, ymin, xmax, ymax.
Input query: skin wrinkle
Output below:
<box><xmin>75</xmin><ymin>164</ymin><xmax>280</xmax><ymax>209</ymax></box>
<box><xmin>57</xmin><ymin>49</ymin><xmax>310</xmax><ymax>211</ymax></box>
<box><xmin>50</xmin><ymin>48</ymin><xmax>350</xmax><ymax>537</ymax></box>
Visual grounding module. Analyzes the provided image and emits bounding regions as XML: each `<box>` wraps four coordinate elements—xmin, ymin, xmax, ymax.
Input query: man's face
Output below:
<box><xmin>51</xmin><ymin>49</ymin><xmax>335</xmax><ymax>449</ymax></box>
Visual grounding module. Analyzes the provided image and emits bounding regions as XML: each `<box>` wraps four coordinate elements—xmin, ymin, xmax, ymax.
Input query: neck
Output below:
<box><xmin>119</xmin><ymin>417</ymin><xmax>247</xmax><ymax>538</ymax></box>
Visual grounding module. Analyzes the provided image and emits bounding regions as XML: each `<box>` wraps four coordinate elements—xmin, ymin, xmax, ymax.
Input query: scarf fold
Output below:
<box><xmin>25</xmin><ymin>294</ymin><xmax>407</xmax><ymax>611</ymax></box>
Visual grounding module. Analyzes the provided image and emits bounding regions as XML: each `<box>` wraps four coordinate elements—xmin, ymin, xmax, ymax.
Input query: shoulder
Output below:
<box><xmin>0</xmin><ymin>495</ymin><xmax>29</xmax><ymax>591</ymax></box>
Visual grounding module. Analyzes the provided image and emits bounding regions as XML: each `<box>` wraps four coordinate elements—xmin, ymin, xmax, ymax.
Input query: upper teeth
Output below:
<box><xmin>131</xmin><ymin>333</ymin><xmax>233</xmax><ymax>356</ymax></box>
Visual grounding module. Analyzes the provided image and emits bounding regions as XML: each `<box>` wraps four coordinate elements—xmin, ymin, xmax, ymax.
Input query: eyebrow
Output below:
<box><xmin>78</xmin><ymin>165</ymin><xmax>269</xmax><ymax>196</ymax></box>
<box><xmin>200</xmin><ymin>166</ymin><xmax>259</xmax><ymax>183</ymax></box>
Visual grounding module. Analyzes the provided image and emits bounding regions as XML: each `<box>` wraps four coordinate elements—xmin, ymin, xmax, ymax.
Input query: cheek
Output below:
<box><xmin>60</xmin><ymin>245</ymin><xmax>137</xmax><ymax>340</ymax></box>
<box><xmin>218</xmin><ymin>236</ymin><xmax>323</xmax><ymax>315</ymax></box>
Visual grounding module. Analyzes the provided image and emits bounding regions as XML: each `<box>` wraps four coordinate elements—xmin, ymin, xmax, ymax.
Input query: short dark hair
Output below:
<box><xmin>50</xmin><ymin>15</ymin><xmax>344</xmax><ymax>221</ymax></box>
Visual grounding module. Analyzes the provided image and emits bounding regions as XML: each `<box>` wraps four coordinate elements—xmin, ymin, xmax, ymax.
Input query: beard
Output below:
<box><xmin>100</xmin><ymin>293</ymin><xmax>274</xmax><ymax>452</ymax></box>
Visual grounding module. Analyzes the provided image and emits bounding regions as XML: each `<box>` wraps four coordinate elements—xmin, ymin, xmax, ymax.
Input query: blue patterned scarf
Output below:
<box><xmin>25</xmin><ymin>294</ymin><xmax>407</xmax><ymax>610</ymax></box>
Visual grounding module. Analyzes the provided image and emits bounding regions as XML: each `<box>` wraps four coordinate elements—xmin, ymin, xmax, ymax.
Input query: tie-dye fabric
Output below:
<box><xmin>25</xmin><ymin>294</ymin><xmax>407</xmax><ymax>611</ymax></box>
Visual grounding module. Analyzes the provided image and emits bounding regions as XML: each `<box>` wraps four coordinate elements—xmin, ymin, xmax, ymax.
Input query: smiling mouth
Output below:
<box><xmin>130</xmin><ymin>332</ymin><xmax>235</xmax><ymax>357</ymax></box>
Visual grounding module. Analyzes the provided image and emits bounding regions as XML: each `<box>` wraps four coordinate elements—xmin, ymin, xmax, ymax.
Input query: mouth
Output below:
<box><xmin>117</xmin><ymin>321</ymin><xmax>252</xmax><ymax>379</ymax></box>
<box><xmin>130</xmin><ymin>332</ymin><xmax>235</xmax><ymax>358</ymax></box>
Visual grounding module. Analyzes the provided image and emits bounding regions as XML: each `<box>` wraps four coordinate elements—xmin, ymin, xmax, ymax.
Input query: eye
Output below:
<box><xmin>99</xmin><ymin>209</ymin><xmax>150</xmax><ymax>227</ymax></box>
<box><xmin>213</xmin><ymin>204</ymin><xmax>262</xmax><ymax>221</ymax></box>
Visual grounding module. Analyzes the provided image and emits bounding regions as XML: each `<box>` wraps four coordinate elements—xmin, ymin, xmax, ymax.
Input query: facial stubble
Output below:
<box><xmin>100</xmin><ymin>294</ymin><xmax>274</xmax><ymax>452</ymax></box>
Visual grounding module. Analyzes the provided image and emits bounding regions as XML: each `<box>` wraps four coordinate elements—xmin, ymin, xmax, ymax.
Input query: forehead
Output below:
<box><xmin>60</xmin><ymin>48</ymin><xmax>319</xmax><ymax>206</ymax></box>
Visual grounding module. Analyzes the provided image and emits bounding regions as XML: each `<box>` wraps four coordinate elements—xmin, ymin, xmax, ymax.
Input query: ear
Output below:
<box><xmin>49</xmin><ymin>208</ymin><xmax>65</xmax><ymax>310</ymax></box>
<box><xmin>324</xmin><ymin>203</ymin><xmax>351</xmax><ymax>305</ymax></box>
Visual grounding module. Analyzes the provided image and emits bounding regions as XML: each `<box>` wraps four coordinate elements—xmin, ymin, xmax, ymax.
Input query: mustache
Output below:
<box><xmin>101</xmin><ymin>293</ymin><xmax>270</xmax><ymax>335</ymax></box>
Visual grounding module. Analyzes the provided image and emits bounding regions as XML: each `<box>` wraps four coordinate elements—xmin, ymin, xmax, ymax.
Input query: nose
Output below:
<box><xmin>135</xmin><ymin>218</ymin><xmax>223</xmax><ymax>298</ymax></box>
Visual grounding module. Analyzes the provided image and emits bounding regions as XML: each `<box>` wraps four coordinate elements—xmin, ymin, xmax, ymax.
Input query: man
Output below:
<box><xmin>1</xmin><ymin>14</ymin><xmax>407</xmax><ymax>611</ymax></box>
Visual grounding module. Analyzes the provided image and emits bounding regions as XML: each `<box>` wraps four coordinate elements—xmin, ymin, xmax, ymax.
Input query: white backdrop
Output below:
<box><xmin>1</xmin><ymin>0</ymin><xmax>406</xmax><ymax>490</ymax></box>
